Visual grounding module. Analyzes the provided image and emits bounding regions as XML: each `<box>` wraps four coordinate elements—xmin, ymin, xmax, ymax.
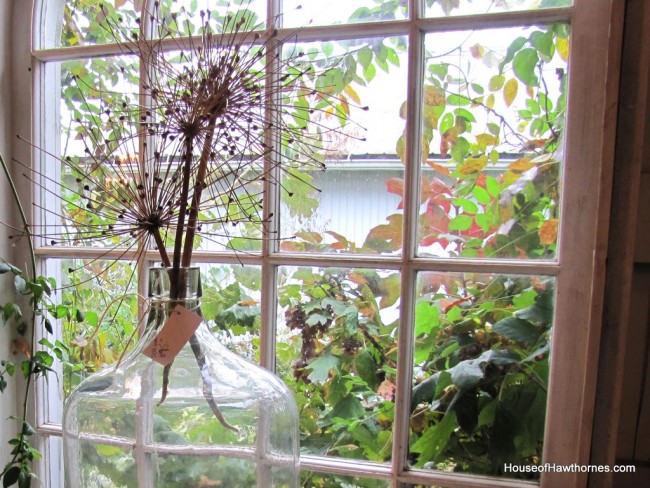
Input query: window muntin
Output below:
<box><xmin>25</xmin><ymin>0</ymin><xmax>615</xmax><ymax>487</ymax></box>
<box><xmin>425</xmin><ymin>0</ymin><xmax>573</xmax><ymax>18</ymax></box>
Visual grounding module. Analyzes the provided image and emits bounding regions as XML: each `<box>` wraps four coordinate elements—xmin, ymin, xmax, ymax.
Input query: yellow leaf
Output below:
<box><xmin>539</xmin><ymin>218</ymin><xmax>559</xmax><ymax>245</ymax></box>
<box><xmin>458</xmin><ymin>155</ymin><xmax>487</xmax><ymax>175</ymax></box>
<box><xmin>476</xmin><ymin>133</ymin><xmax>497</xmax><ymax>150</ymax></box>
<box><xmin>423</xmin><ymin>85</ymin><xmax>446</xmax><ymax>106</ymax></box>
<box><xmin>486</xmin><ymin>93</ymin><xmax>495</xmax><ymax>109</ymax></box>
<box><xmin>508</xmin><ymin>157</ymin><xmax>533</xmax><ymax>172</ymax></box>
<box><xmin>344</xmin><ymin>84</ymin><xmax>361</xmax><ymax>105</ymax></box>
<box><xmin>557</xmin><ymin>37</ymin><xmax>570</xmax><ymax>62</ymax></box>
<box><xmin>503</xmin><ymin>78</ymin><xmax>518</xmax><ymax>107</ymax></box>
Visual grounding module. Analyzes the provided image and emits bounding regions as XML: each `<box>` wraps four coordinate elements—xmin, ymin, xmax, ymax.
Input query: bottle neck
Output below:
<box><xmin>149</xmin><ymin>267</ymin><xmax>202</xmax><ymax>301</ymax></box>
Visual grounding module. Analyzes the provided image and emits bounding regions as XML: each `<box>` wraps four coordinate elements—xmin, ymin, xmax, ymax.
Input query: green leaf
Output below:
<box><xmin>499</xmin><ymin>36</ymin><xmax>527</xmax><ymax>73</ymax></box>
<box><xmin>439</xmin><ymin>112</ymin><xmax>454</xmax><ymax>135</ymax></box>
<box><xmin>411</xmin><ymin>410</ymin><xmax>458</xmax><ymax>465</ymax></box>
<box><xmin>478</xmin><ymin>399</ymin><xmax>498</xmax><ymax>427</ymax></box>
<box><xmin>306</xmin><ymin>313</ymin><xmax>329</xmax><ymax>326</ymax></box>
<box><xmin>3</xmin><ymin>466</ymin><xmax>21</xmax><ymax>487</ymax></box>
<box><xmin>472</xmin><ymin>186</ymin><xmax>491</xmax><ymax>205</ymax></box>
<box><xmin>354</xmin><ymin>349</ymin><xmax>378</xmax><ymax>389</ymax></box>
<box><xmin>14</xmin><ymin>275</ymin><xmax>26</xmax><ymax>294</ymax></box>
<box><xmin>326</xmin><ymin>394</ymin><xmax>365</xmax><ymax>420</ymax></box>
<box><xmin>343</xmin><ymin>309</ymin><xmax>359</xmax><ymax>335</ymax></box>
<box><xmin>489</xmin><ymin>74</ymin><xmax>505</xmax><ymax>91</ymax></box>
<box><xmin>493</xmin><ymin>317</ymin><xmax>540</xmax><ymax>344</ymax></box>
<box><xmin>513</xmin><ymin>49</ymin><xmax>540</xmax><ymax>86</ymax></box>
<box><xmin>21</xmin><ymin>421</ymin><xmax>35</xmax><ymax>436</ymax></box>
<box><xmin>446</xmin><ymin>94</ymin><xmax>470</xmax><ymax>106</ymax></box>
<box><xmin>448</xmin><ymin>359</ymin><xmax>484</xmax><ymax>390</ymax></box>
<box><xmin>75</xmin><ymin>308</ymin><xmax>85</xmax><ymax>323</ymax></box>
<box><xmin>358</xmin><ymin>47</ymin><xmax>373</xmax><ymax>68</ymax></box>
<box><xmin>412</xmin><ymin>372</ymin><xmax>440</xmax><ymax>407</ymax></box>
<box><xmin>415</xmin><ymin>301</ymin><xmax>440</xmax><ymax>336</ymax></box>
<box><xmin>452</xmin><ymin>198</ymin><xmax>478</xmax><ymax>215</ymax></box>
<box><xmin>486</xmin><ymin>176</ymin><xmax>500</xmax><ymax>197</ymax></box>
<box><xmin>448</xmin><ymin>214</ymin><xmax>473</xmax><ymax>232</ymax></box>
<box><xmin>18</xmin><ymin>469</ymin><xmax>32</xmax><ymax>488</ymax></box>
<box><xmin>307</xmin><ymin>352</ymin><xmax>340</xmax><ymax>383</ymax></box>
<box><xmin>515</xmin><ymin>292</ymin><xmax>554</xmax><ymax>323</ymax></box>
<box><xmin>321</xmin><ymin>297</ymin><xmax>347</xmax><ymax>316</ymax></box>
<box><xmin>530</xmin><ymin>30</ymin><xmax>555</xmax><ymax>60</ymax></box>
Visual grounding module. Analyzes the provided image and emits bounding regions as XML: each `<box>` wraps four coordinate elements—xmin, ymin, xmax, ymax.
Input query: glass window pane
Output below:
<box><xmin>280</xmin><ymin>36</ymin><xmax>408</xmax><ymax>255</ymax></box>
<box><xmin>410</xmin><ymin>272</ymin><xmax>553</xmax><ymax>478</ymax></box>
<box><xmin>425</xmin><ymin>0</ymin><xmax>572</xmax><ymax>17</ymax></box>
<box><xmin>418</xmin><ymin>25</ymin><xmax>569</xmax><ymax>259</ymax></box>
<box><xmin>59</xmin><ymin>1</ymin><xmax>141</xmax><ymax>48</ymax></box>
<box><xmin>200</xmin><ymin>263</ymin><xmax>262</xmax><ymax>362</ymax></box>
<box><xmin>45</xmin><ymin>55</ymin><xmax>141</xmax><ymax>250</ymax></box>
<box><xmin>154</xmin><ymin>0</ymin><xmax>267</xmax><ymax>36</ymax></box>
<box><xmin>283</xmin><ymin>0</ymin><xmax>407</xmax><ymax>28</ymax></box>
<box><xmin>276</xmin><ymin>266</ymin><xmax>400</xmax><ymax>462</ymax></box>
<box><xmin>48</xmin><ymin>259</ymin><xmax>139</xmax><ymax>405</ymax></box>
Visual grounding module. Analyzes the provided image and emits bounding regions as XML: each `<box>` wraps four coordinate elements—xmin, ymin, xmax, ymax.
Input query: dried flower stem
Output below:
<box><xmin>181</xmin><ymin>114</ymin><xmax>218</xmax><ymax>268</ymax></box>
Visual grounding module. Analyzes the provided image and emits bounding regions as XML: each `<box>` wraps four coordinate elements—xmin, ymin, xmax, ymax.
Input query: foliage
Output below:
<box><xmin>1</xmin><ymin>0</ymin><xmax>571</xmax><ymax>486</ymax></box>
<box><xmin>0</xmin><ymin>259</ymin><xmax>81</xmax><ymax>488</ymax></box>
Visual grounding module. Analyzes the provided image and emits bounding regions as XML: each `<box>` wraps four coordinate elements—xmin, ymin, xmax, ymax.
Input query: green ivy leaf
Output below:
<box><xmin>326</xmin><ymin>394</ymin><xmax>365</xmax><ymax>421</ymax></box>
<box><xmin>307</xmin><ymin>352</ymin><xmax>340</xmax><ymax>383</ymax></box>
<box><xmin>414</xmin><ymin>301</ymin><xmax>440</xmax><ymax>336</ymax></box>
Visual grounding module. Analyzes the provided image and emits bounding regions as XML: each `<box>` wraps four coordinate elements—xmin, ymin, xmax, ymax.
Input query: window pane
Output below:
<box><xmin>418</xmin><ymin>26</ymin><xmax>568</xmax><ymax>259</ymax></box>
<box><xmin>283</xmin><ymin>0</ymin><xmax>407</xmax><ymax>28</ymax></box>
<box><xmin>277</xmin><ymin>266</ymin><xmax>400</xmax><ymax>461</ymax></box>
<box><xmin>425</xmin><ymin>0</ymin><xmax>572</xmax><ymax>17</ymax></box>
<box><xmin>200</xmin><ymin>263</ymin><xmax>262</xmax><ymax>362</ymax></box>
<box><xmin>155</xmin><ymin>0</ymin><xmax>267</xmax><ymax>36</ymax></box>
<box><xmin>280</xmin><ymin>36</ymin><xmax>408</xmax><ymax>255</ymax></box>
<box><xmin>47</xmin><ymin>55</ymin><xmax>141</xmax><ymax>249</ymax></box>
<box><xmin>50</xmin><ymin>259</ymin><xmax>138</xmax><ymax>404</ymax></box>
<box><xmin>410</xmin><ymin>272</ymin><xmax>553</xmax><ymax>478</ymax></box>
<box><xmin>60</xmin><ymin>0</ymin><xmax>141</xmax><ymax>48</ymax></box>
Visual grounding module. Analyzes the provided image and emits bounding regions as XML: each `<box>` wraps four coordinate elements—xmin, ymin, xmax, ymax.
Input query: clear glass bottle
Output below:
<box><xmin>63</xmin><ymin>267</ymin><xmax>299</xmax><ymax>487</ymax></box>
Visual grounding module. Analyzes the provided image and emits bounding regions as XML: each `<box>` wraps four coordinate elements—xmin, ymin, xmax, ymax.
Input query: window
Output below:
<box><xmin>11</xmin><ymin>0</ymin><xmax>619</xmax><ymax>486</ymax></box>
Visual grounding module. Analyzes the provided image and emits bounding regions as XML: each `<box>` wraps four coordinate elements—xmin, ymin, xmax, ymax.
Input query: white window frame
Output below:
<box><xmin>9</xmin><ymin>0</ymin><xmax>623</xmax><ymax>486</ymax></box>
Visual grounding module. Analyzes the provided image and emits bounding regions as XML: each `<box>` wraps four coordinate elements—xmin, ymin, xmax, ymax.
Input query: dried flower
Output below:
<box><xmin>17</xmin><ymin>1</ymin><xmax>364</xmax><ymax>275</ymax></box>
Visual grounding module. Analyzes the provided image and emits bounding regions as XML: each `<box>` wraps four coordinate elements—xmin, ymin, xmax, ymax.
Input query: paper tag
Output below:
<box><xmin>143</xmin><ymin>305</ymin><xmax>202</xmax><ymax>366</ymax></box>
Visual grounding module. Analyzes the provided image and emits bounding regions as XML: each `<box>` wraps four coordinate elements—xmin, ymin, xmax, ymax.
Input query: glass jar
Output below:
<box><xmin>63</xmin><ymin>267</ymin><xmax>299</xmax><ymax>487</ymax></box>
